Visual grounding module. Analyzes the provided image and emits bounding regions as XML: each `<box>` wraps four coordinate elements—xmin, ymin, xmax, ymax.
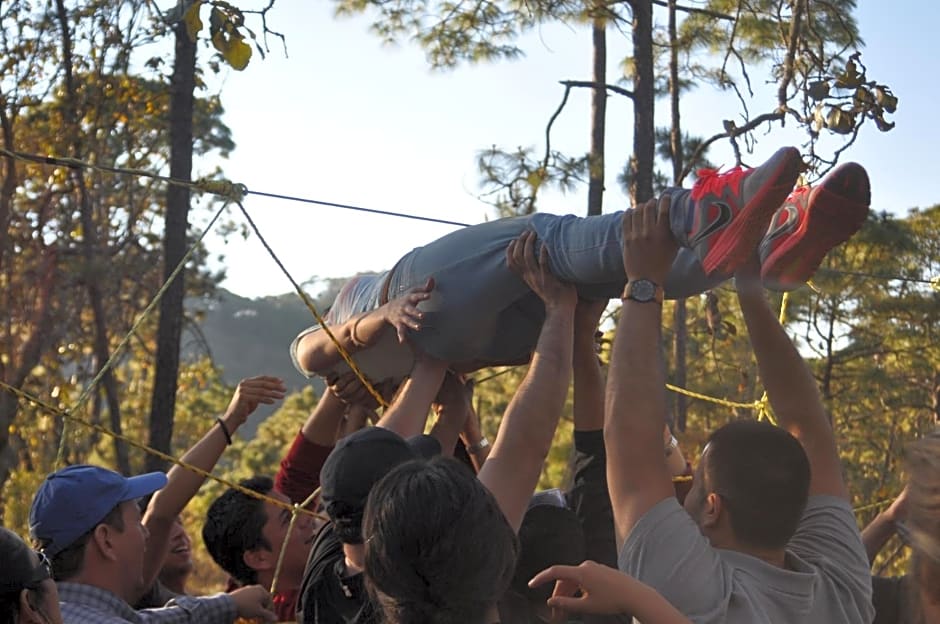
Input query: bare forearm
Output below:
<box><xmin>297</xmin><ymin>309</ymin><xmax>388</xmax><ymax>373</ymax></box>
<box><xmin>606</xmin><ymin>302</ymin><xmax>670</xmax><ymax>462</ymax></box>
<box><xmin>143</xmin><ymin>414</ymin><xmax>235</xmax><ymax>586</ymax></box>
<box><xmin>605</xmin><ymin>301</ymin><xmax>673</xmax><ymax>543</ymax></box>
<box><xmin>861</xmin><ymin>510</ymin><xmax>898</xmax><ymax>564</ymax></box>
<box><xmin>301</xmin><ymin>389</ymin><xmax>347</xmax><ymax>446</ymax></box>
<box><xmin>480</xmin><ymin>304</ymin><xmax>575</xmax><ymax>531</ymax></box>
<box><xmin>573</xmin><ymin>333</ymin><xmax>605</xmax><ymax>432</ymax></box>
<box><xmin>429</xmin><ymin>405</ymin><xmax>467</xmax><ymax>456</ymax></box>
<box><xmin>736</xmin><ymin>290</ymin><xmax>829</xmax><ymax>433</ymax></box>
<box><xmin>736</xmin><ymin>288</ymin><xmax>846</xmax><ymax>498</ymax></box>
<box><xmin>377</xmin><ymin>357</ymin><xmax>447</xmax><ymax>437</ymax></box>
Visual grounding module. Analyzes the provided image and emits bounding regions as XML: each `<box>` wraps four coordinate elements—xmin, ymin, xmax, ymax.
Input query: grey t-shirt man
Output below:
<box><xmin>620</xmin><ymin>496</ymin><xmax>874</xmax><ymax>623</ymax></box>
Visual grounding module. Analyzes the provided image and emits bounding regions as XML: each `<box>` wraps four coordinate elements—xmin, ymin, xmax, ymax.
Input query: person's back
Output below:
<box><xmin>603</xmin><ymin>193</ymin><xmax>873</xmax><ymax>624</ymax></box>
<box><xmin>619</xmin><ymin>421</ymin><xmax>872</xmax><ymax>624</ymax></box>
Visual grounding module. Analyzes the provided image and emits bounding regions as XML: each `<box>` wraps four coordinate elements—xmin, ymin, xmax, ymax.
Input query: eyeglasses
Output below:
<box><xmin>24</xmin><ymin>550</ymin><xmax>53</xmax><ymax>588</ymax></box>
<box><xmin>35</xmin><ymin>550</ymin><xmax>52</xmax><ymax>579</ymax></box>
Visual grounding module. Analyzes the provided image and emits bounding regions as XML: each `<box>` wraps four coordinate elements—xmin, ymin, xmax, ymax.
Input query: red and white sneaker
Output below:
<box><xmin>685</xmin><ymin>146</ymin><xmax>802</xmax><ymax>276</ymax></box>
<box><xmin>759</xmin><ymin>162</ymin><xmax>870</xmax><ymax>291</ymax></box>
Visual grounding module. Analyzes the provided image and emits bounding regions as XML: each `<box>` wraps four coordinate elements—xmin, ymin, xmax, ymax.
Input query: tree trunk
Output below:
<box><xmin>146</xmin><ymin>18</ymin><xmax>197</xmax><ymax>473</ymax></box>
<box><xmin>667</xmin><ymin>0</ymin><xmax>687</xmax><ymax>431</ymax></box>
<box><xmin>586</xmin><ymin>8</ymin><xmax>607</xmax><ymax>216</ymax></box>
<box><xmin>629</xmin><ymin>0</ymin><xmax>655</xmax><ymax>203</ymax></box>
<box><xmin>55</xmin><ymin>0</ymin><xmax>130</xmax><ymax>474</ymax></box>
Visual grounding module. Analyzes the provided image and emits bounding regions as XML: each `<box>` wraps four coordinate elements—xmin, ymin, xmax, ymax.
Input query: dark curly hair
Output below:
<box><xmin>363</xmin><ymin>456</ymin><xmax>519</xmax><ymax>624</ymax></box>
<box><xmin>202</xmin><ymin>476</ymin><xmax>273</xmax><ymax>585</ymax></box>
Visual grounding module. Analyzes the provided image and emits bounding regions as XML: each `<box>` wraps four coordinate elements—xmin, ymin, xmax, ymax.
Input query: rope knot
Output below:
<box><xmin>196</xmin><ymin>177</ymin><xmax>247</xmax><ymax>202</ymax></box>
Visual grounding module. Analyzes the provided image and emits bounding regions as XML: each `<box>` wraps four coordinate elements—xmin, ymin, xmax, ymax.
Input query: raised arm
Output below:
<box><xmin>428</xmin><ymin>372</ymin><xmax>473</xmax><ymax>457</ymax></box>
<box><xmin>478</xmin><ymin>231</ymin><xmax>577</xmax><ymax>532</ymax></box>
<box><xmin>734</xmin><ymin>259</ymin><xmax>848</xmax><ymax>500</ymax></box>
<box><xmin>376</xmin><ymin>354</ymin><xmax>448</xmax><ymax>438</ymax></box>
<box><xmin>861</xmin><ymin>488</ymin><xmax>908</xmax><ymax>564</ymax></box>
<box><xmin>529</xmin><ymin>562</ymin><xmax>692</xmax><ymax>624</ymax></box>
<box><xmin>143</xmin><ymin>375</ymin><xmax>286</xmax><ymax>588</ymax></box>
<box><xmin>293</xmin><ymin>279</ymin><xmax>434</xmax><ymax>375</ymax></box>
<box><xmin>573</xmin><ymin>299</ymin><xmax>608</xmax><ymax>433</ymax></box>
<box><xmin>568</xmin><ymin>299</ymin><xmax>619</xmax><ymax>570</ymax></box>
<box><xmin>274</xmin><ymin>385</ymin><xmax>350</xmax><ymax>505</ymax></box>
<box><xmin>605</xmin><ymin>198</ymin><xmax>678</xmax><ymax>549</ymax></box>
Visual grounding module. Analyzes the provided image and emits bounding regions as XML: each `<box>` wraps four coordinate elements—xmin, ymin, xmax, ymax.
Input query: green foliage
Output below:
<box><xmin>334</xmin><ymin>0</ymin><xmax>546</xmax><ymax>69</ymax></box>
<box><xmin>476</xmin><ymin>145</ymin><xmax>588</xmax><ymax>216</ymax></box>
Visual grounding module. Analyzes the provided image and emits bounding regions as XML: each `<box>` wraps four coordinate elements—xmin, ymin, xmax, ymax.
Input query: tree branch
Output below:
<box><xmin>559</xmin><ymin>79</ymin><xmax>634</xmax><ymax>99</ymax></box>
<box><xmin>651</xmin><ymin>0</ymin><xmax>734</xmax><ymax>21</ymax></box>
<box><xmin>680</xmin><ymin>111</ymin><xmax>784</xmax><ymax>181</ymax></box>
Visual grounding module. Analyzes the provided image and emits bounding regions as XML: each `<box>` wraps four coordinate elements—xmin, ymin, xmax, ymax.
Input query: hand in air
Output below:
<box><xmin>229</xmin><ymin>584</ymin><xmax>277</xmax><ymax>622</ymax></box>
<box><xmin>383</xmin><ymin>277</ymin><xmax>434</xmax><ymax>344</ymax></box>
<box><xmin>328</xmin><ymin>371</ymin><xmax>381</xmax><ymax>408</ymax></box>
<box><xmin>223</xmin><ymin>376</ymin><xmax>287</xmax><ymax>428</ymax></box>
<box><xmin>507</xmin><ymin>230</ymin><xmax>576</xmax><ymax>311</ymax></box>
<box><xmin>528</xmin><ymin>561</ymin><xmax>639</xmax><ymax>620</ymax></box>
<box><xmin>432</xmin><ymin>371</ymin><xmax>471</xmax><ymax>412</ymax></box>
<box><xmin>622</xmin><ymin>194</ymin><xmax>679</xmax><ymax>285</ymax></box>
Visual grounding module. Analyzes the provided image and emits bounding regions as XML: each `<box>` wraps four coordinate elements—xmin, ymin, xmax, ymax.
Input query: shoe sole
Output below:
<box><xmin>761</xmin><ymin>162</ymin><xmax>870</xmax><ymax>290</ymax></box>
<box><xmin>701</xmin><ymin>147</ymin><xmax>802</xmax><ymax>276</ymax></box>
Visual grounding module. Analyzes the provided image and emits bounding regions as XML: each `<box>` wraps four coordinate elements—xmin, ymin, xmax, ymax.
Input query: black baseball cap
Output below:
<box><xmin>320</xmin><ymin>427</ymin><xmax>439</xmax><ymax>542</ymax></box>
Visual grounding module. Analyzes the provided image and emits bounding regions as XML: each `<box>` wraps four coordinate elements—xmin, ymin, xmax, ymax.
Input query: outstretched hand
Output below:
<box><xmin>223</xmin><ymin>376</ymin><xmax>287</xmax><ymax>428</ymax></box>
<box><xmin>229</xmin><ymin>584</ymin><xmax>277</xmax><ymax>622</ymax></box>
<box><xmin>622</xmin><ymin>195</ymin><xmax>679</xmax><ymax>285</ymax></box>
<box><xmin>383</xmin><ymin>277</ymin><xmax>434</xmax><ymax>344</ymax></box>
<box><xmin>329</xmin><ymin>371</ymin><xmax>381</xmax><ymax>408</ymax></box>
<box><xmin>507</xmin><ymin>230</ymin><xmax>576</xmax><ymax>311</ymax></box>
<box><xmin>530</xmin><ymin>561</ymin><xmax>692</xmax><ymax>624</ymax></box>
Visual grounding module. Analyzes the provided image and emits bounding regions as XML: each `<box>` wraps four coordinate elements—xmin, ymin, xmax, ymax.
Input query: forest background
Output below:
<box><xmin>1</xmin><ymin>0</ymin><xmax>938</xmax><ymax>594</ymax></box>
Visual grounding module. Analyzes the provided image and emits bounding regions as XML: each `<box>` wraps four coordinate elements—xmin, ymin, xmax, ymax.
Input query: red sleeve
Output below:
<box><xmin>274</xmin><ymin>430</ymin><xmax>334</xmax><ymax>506</ymax></box>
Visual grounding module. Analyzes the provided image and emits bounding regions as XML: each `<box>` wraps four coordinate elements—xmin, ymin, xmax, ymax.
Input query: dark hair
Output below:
<box><xmin>510</xmin><ymin>504</ymin><xmax>586</xmax><ymax>605</ymax></box>
<box><xmin>364</xmin><ymin>457</ymin><xmax>519</xmax><ymax>624</ymax></box>
<box><xmin>202</xmin><ymin>476</ymin><xmax>273</xmax><ymax>585</ymax></box>
<box><xmin>1</xmin><ymin>527</ymin><xmax>52</xmax><ymax>624</ymax></box>
<box><xmin>704</xmin><ymin>419</ymin><xmax>810</xmax><ymax>550</ymax></box>
<box><xmin>33</xmin><ymin>502</ymin><xmax>125</xmax><ymax>582</ymax></box>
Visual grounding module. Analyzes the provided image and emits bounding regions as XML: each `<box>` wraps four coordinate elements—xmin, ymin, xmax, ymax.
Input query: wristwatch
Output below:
<box><xmin>622</xmin><ymin>279</ymin><xmax>664</xmax><ymax>304</ymax></box>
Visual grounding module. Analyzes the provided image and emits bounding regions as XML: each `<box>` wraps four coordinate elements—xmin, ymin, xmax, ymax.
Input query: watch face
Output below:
<box><xmin>630</xmin><ymin>279</ymin><xmax>656</xmax><ymax>301</ymax></box>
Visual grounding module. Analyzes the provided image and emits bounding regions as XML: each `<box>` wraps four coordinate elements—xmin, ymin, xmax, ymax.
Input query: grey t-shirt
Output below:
<box><xmin>619</xmin><ymin>496</ymin><xmax>874</xmax><ymax>624</ymax></box>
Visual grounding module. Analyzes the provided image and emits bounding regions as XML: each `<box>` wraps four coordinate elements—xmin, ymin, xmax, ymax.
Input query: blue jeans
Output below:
<box><xmin>386</xmin><ymin>202</ymin><xmax>721</xmax><ymax>365</ymax></box>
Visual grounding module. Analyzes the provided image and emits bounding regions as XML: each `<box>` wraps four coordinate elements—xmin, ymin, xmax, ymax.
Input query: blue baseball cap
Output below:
<box><xmin>29</xmin><ymin>464</ymin><xmax>167</xmax><ymax>557</ymax></box>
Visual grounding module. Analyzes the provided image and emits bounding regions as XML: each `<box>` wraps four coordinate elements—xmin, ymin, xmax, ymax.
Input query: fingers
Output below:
<box><xmin>529</xmin><ymin>564</ymin><xmax>580</xmax><ymax>589</ymax></box>
<box><xmin>657</xmin><ymin>193</ymin><xmax>671</xmax><ymax>227</ymax></box>
<box><xmin>506</xmin><ymin>230</ymin><xmax>541</xmax><ymax>275</ymax></box>
<box><xmin>643</xmin><ymin>197</ymin><xmax>658</xmax><ymax>232</ymax></box>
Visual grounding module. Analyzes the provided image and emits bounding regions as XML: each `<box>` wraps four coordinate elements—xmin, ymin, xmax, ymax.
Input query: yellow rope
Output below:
<box><xmin>853</xmin><ymin>498</ymin><xmax>894</xmax><ymax>514</ymax></box>
<box><xmin>0</xmin><ymin>147</ymin><xmax>245</xmax><ymax>202</ymax></box>
<box><xmin>270</xmin><ymin>487</ymin><xmax>322</xmax><ymax>596</ymax></box>
<box><xmin>2</xmin><ymin>381</ymin><xmax>328</xmax><ymax>521</ymax></box>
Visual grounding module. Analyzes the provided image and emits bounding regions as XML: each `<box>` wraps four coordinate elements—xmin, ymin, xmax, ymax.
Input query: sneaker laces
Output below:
<box><xmin>691</xmin><ymin>166</ymin><xmax>748</xmax><ymax>199</ymax></box>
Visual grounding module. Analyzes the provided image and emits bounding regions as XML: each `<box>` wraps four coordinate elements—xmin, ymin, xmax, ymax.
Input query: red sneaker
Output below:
<box><xmin>759</xmin><ymin>162</ymin><xmax>870</xmax><ymax>291</ymax></box>
<box><xmin>687</xmin><ymin>146</ymin><xmax>802</xmax><ymax>276</ymax></box>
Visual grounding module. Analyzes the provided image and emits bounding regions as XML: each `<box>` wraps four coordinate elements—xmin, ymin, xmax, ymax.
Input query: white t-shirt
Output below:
<box><xmin>619</xmin><ymin>496</ymin><xmax>874</xmax><ymax>624</ymax></box>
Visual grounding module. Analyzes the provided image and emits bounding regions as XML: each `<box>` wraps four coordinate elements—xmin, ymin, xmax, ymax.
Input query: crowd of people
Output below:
<box><xmin>3</xmin><ymin>146</ymin><xmax>938</xmax><ymax>624</ymax></box>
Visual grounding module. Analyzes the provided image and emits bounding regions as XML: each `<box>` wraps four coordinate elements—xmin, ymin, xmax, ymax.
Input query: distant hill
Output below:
<box><xmin>183</xmin><ymin>284</ymin><xmax>347</xmax><ymax>435</ymax></box>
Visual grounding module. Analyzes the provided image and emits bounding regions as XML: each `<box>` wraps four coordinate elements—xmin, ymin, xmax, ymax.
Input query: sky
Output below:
<box><xmin>190</xmin><ymin>1</ymin><xmax>940</xmax><ymax>299</ymax></box>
